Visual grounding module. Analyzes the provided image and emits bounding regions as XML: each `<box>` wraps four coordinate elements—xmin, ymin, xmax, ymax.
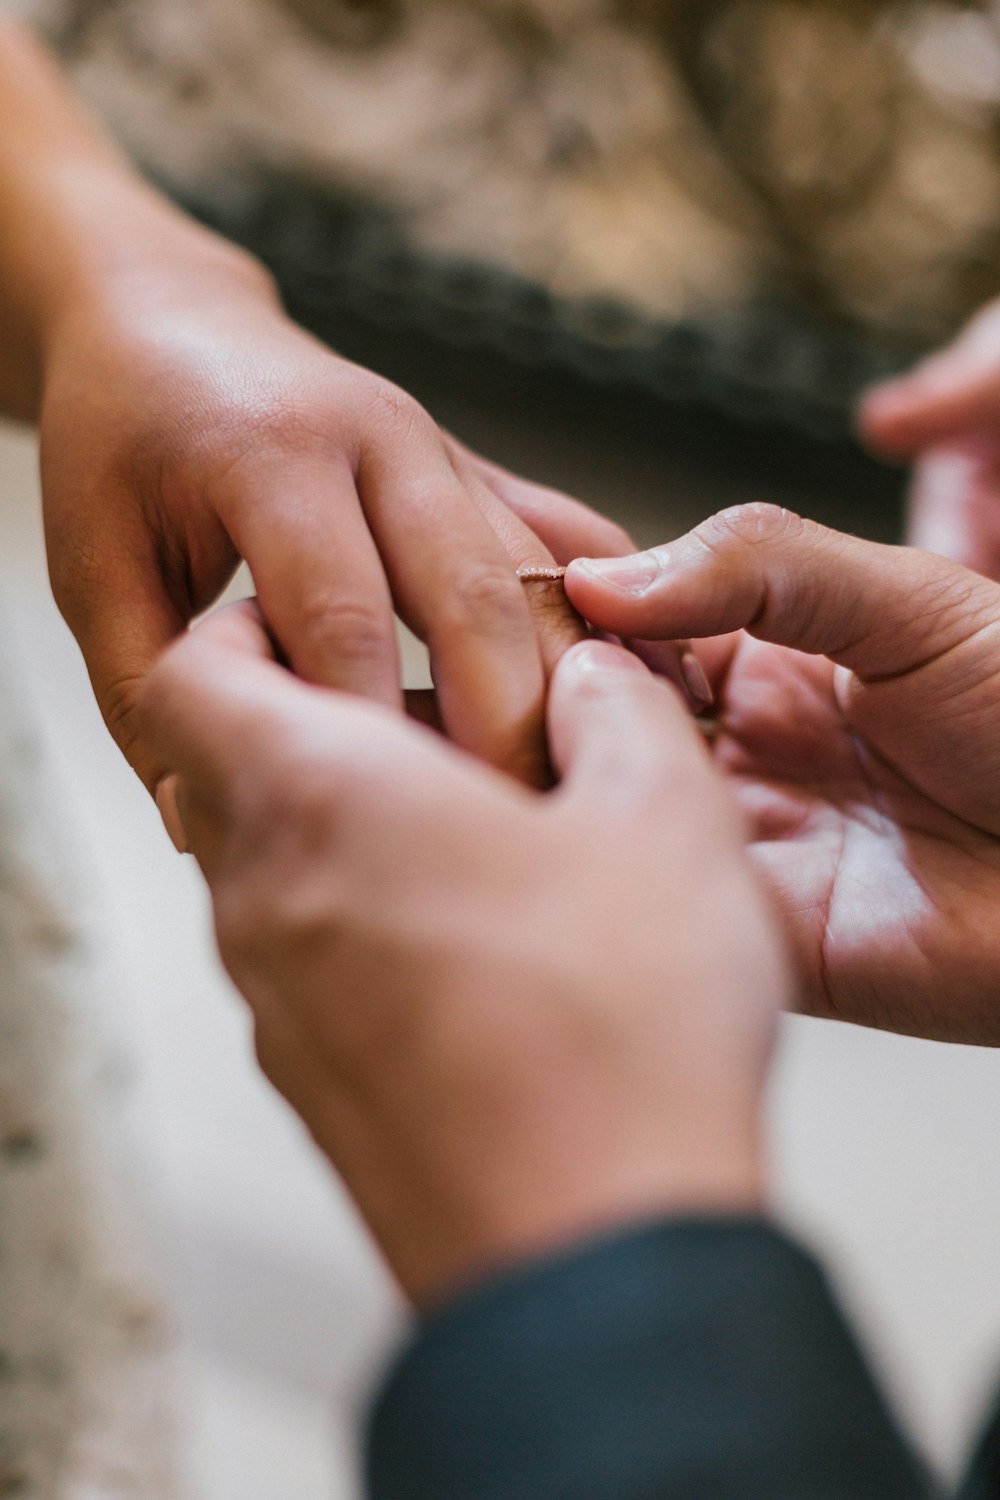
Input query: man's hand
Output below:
<box><xmin>861</xmin><ymin>299</ymin><xmax>1000</xmax><ymax>578</ymax></box>
<box><xmin>567</xmin><ymin>505</ymin><xmax>1000</xmax><ymax>1044</ymax></box>
<box><xmin>139</xmin><ymin>614</ymin><xmax>788</xmax><ymax>1308</ymax></box>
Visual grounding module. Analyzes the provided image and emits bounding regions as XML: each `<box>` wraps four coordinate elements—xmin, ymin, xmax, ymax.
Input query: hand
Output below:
<box><xmin>0</xmin><ymin>19</ymin><xmax>637</xmax><ymax>789</ymax></box>
<box><xmin>567</xmin><ymin>504</ymin><xmax>1000</xmax><ymax>1044</ymax></box>
<box><xmin>138</xmin><ymin>611</ymin><xmax>788</xmax><ymax>1308</ymax></box>
<box><xmin>861</xmin><ymin>299</ymin><xmax>1000</xmax><ymax>578</ymax></box>
<box><xmin>40</xmin><ymin>246</ymin><xmax>632</xmax><ymax>789</ymax></box>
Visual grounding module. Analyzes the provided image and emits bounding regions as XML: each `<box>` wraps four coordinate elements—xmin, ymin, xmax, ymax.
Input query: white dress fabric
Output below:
<box><xmin>0</xmin><ymin>642</ymin><xmax>177</xmax><ymax>1499</ymax></box>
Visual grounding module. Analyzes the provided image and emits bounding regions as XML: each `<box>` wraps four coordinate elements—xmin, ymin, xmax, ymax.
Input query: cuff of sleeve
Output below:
<box><xmin>366</xmin><ymin>1218</ymin><xmax>929</xmax><ymax>1500</ymax></box>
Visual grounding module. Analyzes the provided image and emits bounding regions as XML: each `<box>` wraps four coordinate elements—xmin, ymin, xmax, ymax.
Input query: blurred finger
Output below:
<box><xmin>861</xmin><ymin>302</ymin><xmax>1000</xmax><ymax>457</ymax></box>
<box><xmin>907</xmin><ymin>445</ymin><xmax>1000</xmax><ymax>579</ymax></box>
<box><xmin>621</xmin><ymin>637</ymin><xmax>712</xmax><ymax>710</ymax></box>
<box><xmin>138</xmin><ymin>600</ymin><xmax>299</xmax><ymax>808</ymax></box>
<box><xmin>171</xmin><ymin>778</ymin><xmax>231</xmax><ymax>879</ymax></box>
<box><xmin>155</xmin><ymin>775</ymin><xmax>188</xmax><ymax>853</ymax></box>
<box><xmin>547</xmin><ymin>640</ymin><xmax>725</xmax><ymax>823</ymax></box>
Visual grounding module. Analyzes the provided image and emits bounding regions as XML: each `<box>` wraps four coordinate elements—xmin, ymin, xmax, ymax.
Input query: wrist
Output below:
<box><xmin>395</xmin><ymin>1111</ymin><xmax>766</xmax><ymax>1311</ymax></box>
<box><xmin>0</xmin><ymin>20</ymin><xmax>276</xmax><ymax>418</ymax></box>
<box><xmin>35</xmin><ymin>174</ymin><xmax>278</xmax><ymax>379</ymax></box>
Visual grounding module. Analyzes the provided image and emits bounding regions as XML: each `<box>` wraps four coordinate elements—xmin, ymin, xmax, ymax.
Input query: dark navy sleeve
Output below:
<box><xmin>366</xmin><ymin>1218</ymin><xmax>938</xmax><ymax>1500</ymax></box>
<box><xmin>961</xmin><ymin>1389</ymin><xmax>1000</xmax><ymax>1499</ymax></box>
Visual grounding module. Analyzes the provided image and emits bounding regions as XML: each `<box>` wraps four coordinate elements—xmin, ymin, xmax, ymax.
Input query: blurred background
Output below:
<box><xmin>4</xmin><ymin>1</ymin><xmax>1000</xmax><ymax>1497</ymax></box>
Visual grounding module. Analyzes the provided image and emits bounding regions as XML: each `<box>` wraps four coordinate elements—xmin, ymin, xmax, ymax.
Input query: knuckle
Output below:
<box><xmin>249</xmin><ymin>400</ymin><xmax>317</xmax><ymax>451</ymax></box>
<box><xmin>438</xmin><ymin>560</ymin><xmax>527</xmax><ymax>640</ymax></box>
<box><xmin>699</xmin><ymin>502</ymin><xmax>807</xmax><ymax>553</ymax></box>
<box><xmin>234</xmin><ymin>405</ymin><xmax>327</xmax><ymax>469</ymax></box>
<box><xmin>213</xmin><ymin>884</ymin><xmax>265</xmax><ymax>974</ymax></box>
<box><xmin>100</xmin><ymin>671</ymin><xmax>147</xmax><ymax>759</ymax></box>
<box><xmin>265</xmin><ymin>880</ymin><xmax>341</xmax><ymax>961</ymax></box>
<box><xmin>214</xmin><ymin>869</ymin><xmax>340</xmax><ymax>979</ymax></box>
<box><xmin>203</xmin><ymin>391</ymin><xmax>340</xmax><ymax>484</ymax></box>
<box><xmin>908</xmin><ymin>561</ymin><xmax>993</xmax><ymax>632</ymax></box>
<box><xmin>359</xmin><ymin>378</ymin><xmax>428</xmax><ymax>439</ymax></box>
<box><xmin>296</xmin><ymin>594</ymin><xmax>394</xmax><ymax>668</ymax></box>
<box><xmin>249</xmin><ymin>749</ymin><xmax>339</xmax><ymax>835</ymax></box>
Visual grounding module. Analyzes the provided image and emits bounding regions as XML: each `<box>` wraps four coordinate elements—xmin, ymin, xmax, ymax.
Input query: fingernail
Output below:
<box><xmin>155</xmin><ymin>775</ymin><xmax>189</xmax><ymax>855</ymax></box>
<box><xmin>565</xmin><ymin>639</ymin><xmax>648</xmax><ymax>676</ymax></box>
<box><xmin>680</xmin><ymin>651</ymin><xmax>713</xmax><ymax>712</ymax></box>
<box><xmin>574</xmin><ymin>551</ymin><xmax>663</xmax><ymax>595</ymax></box>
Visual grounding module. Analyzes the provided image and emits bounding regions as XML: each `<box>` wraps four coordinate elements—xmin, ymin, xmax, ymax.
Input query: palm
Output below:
<box><xmin>709</xmin><ymin>635</ymin><xmax>1000</xmax><ymax>1042</ymax></box>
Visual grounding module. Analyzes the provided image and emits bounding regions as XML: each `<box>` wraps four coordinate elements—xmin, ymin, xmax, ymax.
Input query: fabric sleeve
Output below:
<box><xmin>366</xmin><ymin>1218</ymin><xmax>937</xmax><ymax>1500</ymax></box>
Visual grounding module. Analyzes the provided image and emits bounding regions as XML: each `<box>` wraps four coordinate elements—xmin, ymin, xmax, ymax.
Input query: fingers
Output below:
<box><xmin>861</xmin><ymin>301</ymin><xmax>1000</xmax><ymax>457</ymax></box>
<box><xmin>565</xmin><ymin>503</ymin><xmax>1000</xmax><ymax>680</ymax></box>
<box><xmin>357</xmin><ymin>409</ymin><xmax>583</xmax><ymax>784</ymax></box>
<box><xmin>446</xmin><ymin>437</ymin><xmax>636</xmax><ymax>563</ymax></box>
<box><xmin>906</xmin><ymin>447</ymin><xmax>1000</xmax><ymax>576</ymax></box>
<box><xmin>139</xmin><ymin>599</ymin><xmax>351</xmax><ymax>876</ymax></box>
<box><xmin>434</xmin><ymin>440</ymin><xmax>589</xmax><ymax>676</ymax></box>
<box><xmin>139</xmin><ymin>601</ymin><xmax>479</xmax><ymax>875</ymax></box>
<box><xmin>221</xmin><ymin>453</ymin><xmax>403</xmax><ymax>708</ymax></box>
<box><xmin>448</xmin><ymin>436</ymin><xmax>695</xmax><ymax>698</ymax></box>
<box><xmin>516</xmin><ymin>568</ymin><xmax>590</xmax><ymax>672</ymax></box>
<box><xmin>547</xmin><ymin>640</ymin><xmax>727</xmax><ymax>826</ymax></box>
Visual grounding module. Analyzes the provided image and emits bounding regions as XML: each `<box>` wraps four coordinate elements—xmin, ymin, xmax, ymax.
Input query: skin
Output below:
<box><xmin>862</xmin><ymin>296</ymin><xmax>1000</xmax><ymax>580</ymax></box>
<box><xmin>0</xmin><ymin>17</ymin><xmax>648</xmax><ymax>790</ymax></box>
<box><xmin>138</xmin><ymin>619</ymin><xmax>788</xmax><ymax>1308</ymax></box>
<box><xmin>567</xmin><ymin>503</ymin><xmax>1000</xmax><ymax>1044</ymax></box>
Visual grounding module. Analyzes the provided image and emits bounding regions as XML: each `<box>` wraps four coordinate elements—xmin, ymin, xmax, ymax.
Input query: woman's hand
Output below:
<box><xmin>139</xmin><ymin>613</ymin><xmax>788</xmax><ymax>1308</ymax></box>
<box><xmin>39</xmin><ymin>252</ymin><xmax>619</xmax><ymax>788</ymax></box>
<box><xmin>0</xmin><ymin>18</ymin><xmax>634</xmax><ymax>789</ymax></box>
<box><xmin>567</xmin><ymin>505</ymin><xmax>1000</xmax><ymax>1044</ymax></box>
<box><xmin>862</xmin><ymin>298</ymin><xmax>1000</xmax><ymax>578</ymax></box>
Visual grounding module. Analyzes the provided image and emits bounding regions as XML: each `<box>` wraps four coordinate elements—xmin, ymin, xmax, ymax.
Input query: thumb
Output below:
<box><xmin>547</xmin><ymin>640</ymin><xmax>727</xmax><ymax>826</ymax></box>
<box><xmin>565</xmin><ymin>504</ymin><xmax>1000</xmax><ymax>682</ymax></box>
<box><xmin>861</xmin><ymin>302</ymin><xmax>1000</xmax><ymax>457</ymax></box>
